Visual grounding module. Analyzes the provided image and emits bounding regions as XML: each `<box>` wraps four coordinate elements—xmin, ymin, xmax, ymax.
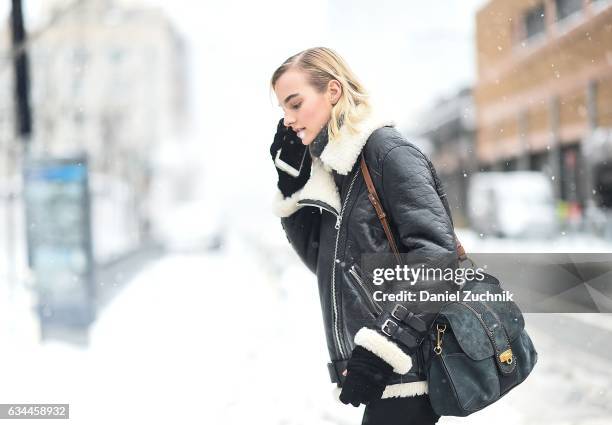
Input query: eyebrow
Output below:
<box><xmin>278</xmin><ymin>93</ymin><xmax>300</xmax><ymax>107</ymax></box>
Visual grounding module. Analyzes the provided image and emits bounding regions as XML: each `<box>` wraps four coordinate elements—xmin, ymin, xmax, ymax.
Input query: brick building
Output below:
<box><xmin>474</xmin><ymin>0</ymin><xmax>612</xmax><ymax>217</ymax></box>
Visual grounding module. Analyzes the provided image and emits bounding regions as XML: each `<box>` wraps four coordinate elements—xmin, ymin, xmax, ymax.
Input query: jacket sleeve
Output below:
<box><xmin>352</xmin><ymin>144</ymin><xmax>458</xmax><ymax>371</ymax></box>
<box><xmin>279</xmin><ymin>204</ymin><xmax>321</xmax><ymax>275</ymax></box>
<box><xmin>380</xmin><ymin>144</ymin><xmax>458</xmax><ymax>266</ymax></box>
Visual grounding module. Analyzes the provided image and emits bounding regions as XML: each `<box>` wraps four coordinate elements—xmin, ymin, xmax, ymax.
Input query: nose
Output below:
<box><xmin>283</xmin><ymin>112</ymin><xmax>296</xmax><ymax>128</ymax></box>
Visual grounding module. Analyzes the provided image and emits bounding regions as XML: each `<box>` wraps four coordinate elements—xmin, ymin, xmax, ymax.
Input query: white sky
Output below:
<box><xmin>158</xmin><ymin>0</ymin><xmax>488</xmax><ymax>211</ymax></box>
<box><xmin>5</xmin><ymin>0</ymin><xmax>489</xmax><ymax>219</ymax></box>
<box><xmin>140</xmin><ymin>0</ymin><xmax>489</xmax><ymax>211</ymax></box>
<box><xmin>149</xmin><ymin>0</ymin><xmax>489</xmax><ymax>129</ymax></box>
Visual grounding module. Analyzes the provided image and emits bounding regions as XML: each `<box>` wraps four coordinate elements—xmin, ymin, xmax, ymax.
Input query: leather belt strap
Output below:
<box><xmin>374</xmin><ymin>311</ymin><xmax>421</xmax><ymax>350</ymax></box>
<box><xmin>390</xmin><ymin>304</ymin><xmax>427</xmax><ymax>333</ymax></box>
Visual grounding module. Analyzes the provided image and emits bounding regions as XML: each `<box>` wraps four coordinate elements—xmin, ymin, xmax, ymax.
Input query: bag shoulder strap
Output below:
<box><xmin>359</xmin><ymin>155</ymin><xmax>467</xmax><ymax>262</ymax></box>
<box><xmin>359</xmin><ymin>156</ymin><xmax>402</xmax><ymax>265</ymax></box>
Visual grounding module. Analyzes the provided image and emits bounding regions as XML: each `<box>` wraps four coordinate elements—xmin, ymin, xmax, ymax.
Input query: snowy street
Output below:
<box><xmin>1</xmin><ymin>220</ymin><xmax>611</xmax><ymax>424</ymax></box>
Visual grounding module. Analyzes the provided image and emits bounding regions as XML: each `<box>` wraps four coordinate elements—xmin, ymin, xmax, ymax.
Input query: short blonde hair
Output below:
<box><xmin>270</xmin><ymin>47</ymin><xmax>372</xmax><ymax>142</ymax></box>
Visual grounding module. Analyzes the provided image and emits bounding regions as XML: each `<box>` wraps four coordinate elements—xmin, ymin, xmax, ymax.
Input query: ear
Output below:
<box><xmin>327</xmin><ymin>79</ymin><xmax>342</xmax><ymax>105</ymax></box>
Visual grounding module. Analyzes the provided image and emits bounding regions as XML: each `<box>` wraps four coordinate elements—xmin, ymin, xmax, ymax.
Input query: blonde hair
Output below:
<box><xmin>270</xmin><ymin>47</ymin><xmax>372</xmax><ymax>142</ymax></box>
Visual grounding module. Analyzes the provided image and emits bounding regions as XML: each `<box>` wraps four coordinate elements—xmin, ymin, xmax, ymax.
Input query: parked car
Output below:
<box><xmin>467</xmin><ymin>171</ymin><xmax>558</xmax><ymax>238</ymax></box>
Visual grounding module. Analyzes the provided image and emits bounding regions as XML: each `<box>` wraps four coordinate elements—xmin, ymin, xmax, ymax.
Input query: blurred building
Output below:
<box><xmin>415</xmin><ymin>87</ymin><xmax>477</xmax><ymax>227</ymax></box>
<box><xmin>475</xmin><ymin>0</ymin><xmax>612</xmax><ymax>222</ymax></box>
<box><xmin>1</xmin><ymin>0</ymin><xmax>189</xmax><ymax>261</ymax></box>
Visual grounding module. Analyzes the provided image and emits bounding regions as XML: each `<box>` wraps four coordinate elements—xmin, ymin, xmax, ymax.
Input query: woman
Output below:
<box><xmin>269</xmin><ymin>47</ymin><xmax>458</xmax><ymax>425</ymax></box>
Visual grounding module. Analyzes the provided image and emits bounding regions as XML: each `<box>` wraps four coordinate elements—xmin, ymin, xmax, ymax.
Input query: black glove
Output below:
<box><xmin>339</xmin><ymin>345</ymin><xmax>394</xmax><ymax>407</ymax></box>
<box><xmin>270</xmin><ymin>118</ymin><xmax>312</xmax><ymax>198</ymax></box>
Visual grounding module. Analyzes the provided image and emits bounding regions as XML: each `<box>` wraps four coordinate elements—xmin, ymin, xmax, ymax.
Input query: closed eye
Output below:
<box><xmin>291</xmin><ymin>102</ymin><xmax>302</xmax><ymax>110</ymax></box>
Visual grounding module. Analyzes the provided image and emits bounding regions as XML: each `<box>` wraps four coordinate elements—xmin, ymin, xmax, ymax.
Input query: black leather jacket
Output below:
<box><xmin>273</xmin><ymin>110</ymin><xmax>458</xmax><ymax>397</ymax></box>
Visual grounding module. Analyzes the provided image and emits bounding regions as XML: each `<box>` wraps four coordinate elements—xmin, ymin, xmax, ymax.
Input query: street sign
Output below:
<box><xmin>23</xmin><ymin>156</ymin><xmax>95</xmax><ymax>330</ymax></box>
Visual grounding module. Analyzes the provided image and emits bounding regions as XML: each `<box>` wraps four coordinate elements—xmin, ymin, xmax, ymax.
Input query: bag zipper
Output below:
<box><xmin>458</xmin><ymin>301</ymin><xmax>495</xmax><ymax>342</ymax></box>
<box><xmin>331</xmin><ymin>168</ymin><xmax>360</xmax><ymax>359</ymax></box>
<box><xmin>476</xmin><ymin>301</ymin><xmax>515</xmax><ymax>367</ymax></box>
<box><xmin>451</xmin><ymin>301</ymin><xmax>515</xmax><ymax>369</ymax></box>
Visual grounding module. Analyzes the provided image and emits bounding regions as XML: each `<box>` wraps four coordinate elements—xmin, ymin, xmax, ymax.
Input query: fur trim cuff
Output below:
<box><xmin>271</xmin><ymin>158</ymin><xmax>341</xmax><ymax>218</ymax></box>
<box><xmin>382</xmin><ymin>381</ymin><xmax>428</xmax><ymax>399</ymax></box>
<box><xmin>354</xmin><ymin>327</ymin><xmax>412</xmax><ymax>374</ymax></box>
<box><xmin>272</xmin><ymin>188</ymin><xmax>302</xmax><ymax>218</ymax></box>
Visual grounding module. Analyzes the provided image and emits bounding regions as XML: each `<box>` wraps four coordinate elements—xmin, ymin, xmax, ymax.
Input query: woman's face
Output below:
<box><xmin>274</xmin><ymin>69</ymin><xmax>341</xmax><ymax>145</ymax></box>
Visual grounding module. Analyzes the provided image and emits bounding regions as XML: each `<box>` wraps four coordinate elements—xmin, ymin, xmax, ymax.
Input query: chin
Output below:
<box><xmin>301</xmin><ymin>136</ymin><xmax>313</xmax><ymax>146</ymax></box>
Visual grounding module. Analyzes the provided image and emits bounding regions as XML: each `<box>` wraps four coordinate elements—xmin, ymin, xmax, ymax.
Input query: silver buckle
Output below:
<box><xmin>381</xmin><ymin>318</ymin><xmax>398</xmax><ymax>337</ymax></box>
<box><xmin>391</xmin><ymin>304</ymin><xmax>407</xmax><ymax>321</ymax></box>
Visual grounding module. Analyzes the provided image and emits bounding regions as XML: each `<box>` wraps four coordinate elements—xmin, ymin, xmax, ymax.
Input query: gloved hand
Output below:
<box><xmin>339</xmin><ymin>345</ymin><xmax>394</xmax><ymax>407</ymax></box>
<box><xmin>270</xmin><ymin>118</ymin><xmax>312</xmax><ymax>198</ymax></box>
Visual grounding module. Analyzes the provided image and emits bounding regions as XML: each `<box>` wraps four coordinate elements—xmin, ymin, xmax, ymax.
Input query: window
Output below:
<box><xmin>592</xmin><ymin>0</ymin><xmax>612</xmax><ymax>9</ymax></box>
<box><xmin>529</xmin><ymin>151</ymin><xmax>549</xmax><ymax>172</ymax></box>
<box><xmin>72</xmin><ymin>46</ymin><xmax>89</xmax><ymax>66</ymax></box>
<box><xmin>555</xmin><ymin>0</ymin><xmax>582</xmax><ymax>21</ymax></box>
<box><xmin>524</xmin><ymin>4</ymin><xmax>546</xmax><ymax>40</ymax></box>
<box><xmin>109</xmin><ymin>48</ymin><xmax>125</xmax><ymax>64</ymax></box>
<box><xmin>595</xmin><ymin>163</ymin><xmax>612</xmax><ymax>208</ymax></box>
<box><xmin>502</xmin><ymin>157</ymin><xmax>519</xmax><ymax>172</ymax></box>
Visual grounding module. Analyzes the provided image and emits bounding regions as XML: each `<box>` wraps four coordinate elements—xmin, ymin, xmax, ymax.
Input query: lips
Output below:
<box><xmin>296</xmin><ymin>128</ymin><xmax>306</xmax><ymax>139</ymax></box>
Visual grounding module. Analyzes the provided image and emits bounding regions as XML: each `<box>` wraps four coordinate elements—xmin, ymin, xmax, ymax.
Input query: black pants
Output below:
<box><xmin>361</xmin><ymin>394</ymin><xmax>440</xmax><ymax>425</ymax></box>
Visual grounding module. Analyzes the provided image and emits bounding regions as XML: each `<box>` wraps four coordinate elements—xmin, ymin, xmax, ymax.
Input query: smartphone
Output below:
<box><xmin>274</xmin><ymin>128</ymin><xmax>308</xmax><ymax>177</ymax></box>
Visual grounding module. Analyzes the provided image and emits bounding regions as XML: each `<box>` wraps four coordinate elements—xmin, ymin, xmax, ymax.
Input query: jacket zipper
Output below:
<box><xmin>331</xmin><ymin>168</ymin><xmax>360</xmax><ymax>359</ymax></box>
<box><xmin>348</xmin><ymin>264</ymin><xmax>382</xmax><ymax>316</ymax></box>
<box><xmin>296</xmin><ymin>200</ymin><xmax>339</xmax><ymax>218</ymax></box>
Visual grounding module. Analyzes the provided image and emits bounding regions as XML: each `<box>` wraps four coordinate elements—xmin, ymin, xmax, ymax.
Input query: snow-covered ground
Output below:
<box><xmin>0</xmin><ymin>219</ymin><xmax>611</xmax><ymax>424</ymax></box>
<box><xmin>0</xmin><ymin>223</ymin><xmax>362</xmax><ymax>424</ymax></box>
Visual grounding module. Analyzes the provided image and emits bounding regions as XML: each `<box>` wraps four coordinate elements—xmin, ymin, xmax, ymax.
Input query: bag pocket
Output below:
<box><xmin>442</xmin><ymin>353</ymin><xmax>500</xmax><ymax>411</ymax></box>
<box><xmin>428</xmin><ymin>327</ymin><xmax>501</xmax><ymax>417</ymax></box>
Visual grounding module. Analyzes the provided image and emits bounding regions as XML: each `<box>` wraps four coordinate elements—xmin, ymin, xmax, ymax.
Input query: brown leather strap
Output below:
<box><xmin>360</xmin><ymin>156</ymin><xmax>402</xmax><ymax>265</ymax></box>
<box><xmin>359</xmin><ymin>156</ymin><xmax>468</xmax><ymax>263</ymax></box>
<box><xmin>456</xmin><ymin>238</ymin><xmax>467</xmax><ymax>261</ymax></box>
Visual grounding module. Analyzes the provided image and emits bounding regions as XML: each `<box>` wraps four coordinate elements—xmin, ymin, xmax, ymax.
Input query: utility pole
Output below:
<box><xmin>11</xmin><ymin>0</ymin><xmax>32</xmax><ymax>142</ymax></box>
<box><xmin>6</xmin><ymin>0</ymin><xmax>32</xmax><ymax>293</ymax></box>
<box><xmin>11</xmin><ymin>0</ymin><xmax>32</xmax><ymax>140</ymax></box>
<box><xmin>11</xmin><ymin>0</ymin><xmax>32</xmax><ymax>141</ymax></box>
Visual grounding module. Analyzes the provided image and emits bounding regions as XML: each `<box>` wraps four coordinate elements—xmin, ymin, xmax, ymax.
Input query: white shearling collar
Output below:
<box><xmin>319</xmin><ymin>107</ymin><xmax>395</xmax><ymax>175</ymax></box>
